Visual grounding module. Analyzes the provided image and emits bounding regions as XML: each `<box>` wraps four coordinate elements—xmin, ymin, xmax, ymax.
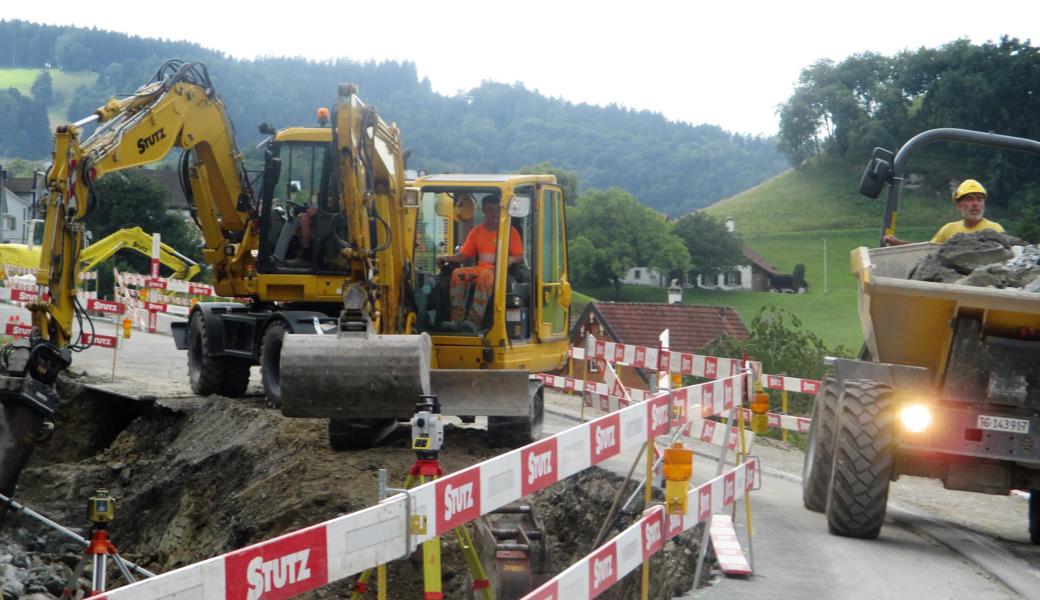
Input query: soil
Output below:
<box><xmin>2</xmin><ymin>379</ymin><xmax>707</xmax><ymax>599</ymax></box>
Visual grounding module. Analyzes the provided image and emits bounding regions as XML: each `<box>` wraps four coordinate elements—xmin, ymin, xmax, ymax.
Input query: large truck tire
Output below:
<box><xmin>488</xmin><ymin>383</ymin><xmax>544</xmax><ymax>448</ymax></box>
<box><xmin>802</xmin><ymin>375</ymin><xmax>840</xmax><ymax>512</ymax></box>
<box><xmin>222</xmin><ymin>359</ymin><xmax>252</xmax><ymax>397</ymax></box>
<box><xmin>826</xmin><ymin>379</ymin><xmax>895</xmax><ymax>539</ymax></box>
<box><xmin>1030</xmin><ymin>489</ymin><xmax>1039</xmax><ymax>545</ymax></box>
<box><xmin>188</xmin><ymin>311</ymin><xmax>226</xmax><ymax>396</ymax></box>
<box><xmin>260</xmin><ymin>321</ymin><xmax>289</xmax><ymax>408</ymax></box>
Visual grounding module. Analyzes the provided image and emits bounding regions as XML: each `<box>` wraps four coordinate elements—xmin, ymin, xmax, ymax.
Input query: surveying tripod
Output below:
<box><xmin>62</xmin><ymin>490</ymin><xmax>141</xmax><ymax>599</ymax></box>
<box><xmin>352</xmin><ymin>395</ymin><xmax>493</xmax><ymax>599</ymax></box>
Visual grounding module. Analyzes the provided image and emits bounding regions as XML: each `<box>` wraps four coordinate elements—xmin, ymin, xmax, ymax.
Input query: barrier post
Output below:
<box><xmin>692</xmin><ymin>399</ymin><xmax>737</xmax><ymax>589</ymax></box>
<box><xmin>739</xmin><ymin>361</ymin><xmax>755</xmax><ymax>571</ymax></box>
<box><xmin>781</xmin><ymin>388</ymin><xmax>789</xmax><ymax>443</ymax></box>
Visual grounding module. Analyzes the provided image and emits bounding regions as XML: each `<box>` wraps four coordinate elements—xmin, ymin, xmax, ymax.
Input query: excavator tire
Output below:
<box><xmin>188</xmin><ymin>311</ymin><xmax>225</xmax><ymax>396</ymax></box>
<box><xmin>260</xmin><ymin>321</ymin><xmax>289</xmax><ymax>408</ymax></box>
<box><xmin>488</xmin><ymin>383</ymin><xmax>544</xmax><ymax>448</ymax></box>
<box><xmin>826</xmin><ymin>379</ymin><xmax>895</xmax><ymax>539</ymax></box>
<box><xmin>222</xmin><ymin>359</ymin><xmax>252</xmax><ymax>397</ymax></box>
<box><xmin>802</xmin><ymin>375</ymin><xmax>840</xmax><ymax>512</ymax></box>
<box><xmin>1030</xmin><ymin>490</ymin><xmax>1039</xmax><ymax>545</ymax></box>
<box><xmin>328</xmin><ymin>418</ymin><xmax>398</xmax><ymax>451</ymax></box>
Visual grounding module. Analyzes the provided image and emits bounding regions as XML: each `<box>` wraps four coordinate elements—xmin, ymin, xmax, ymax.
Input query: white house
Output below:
<box><xmin>0</xmin><ymin>180</ymin><xmax>35</xmax><ymax>244</ymax></box>
<box><xmin>620</xmin><ymin>266</ymin><xmax>666</xmax><ymax>287</ymax></box>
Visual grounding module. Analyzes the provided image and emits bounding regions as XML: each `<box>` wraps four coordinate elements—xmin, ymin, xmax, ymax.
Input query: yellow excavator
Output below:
<box><xmin>0</xmin><ymin>59</ymin><xmax>570</xmax><ymax>497</ymax></box>
<box><xmin>0</xmin><ymin>225</ymin><xmax>201</xmax><ymax>282</ymax></box>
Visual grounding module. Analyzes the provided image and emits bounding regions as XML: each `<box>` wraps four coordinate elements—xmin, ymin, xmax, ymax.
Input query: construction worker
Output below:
<box><xmin>437</xmin><ymin>194</ymin><xmax>523</xmax><ymax>326</ymax></box>
<box><xmin>883</xmin><ymin>179</ymin><xmax>1004</xmax><ymax>246</ymax></box>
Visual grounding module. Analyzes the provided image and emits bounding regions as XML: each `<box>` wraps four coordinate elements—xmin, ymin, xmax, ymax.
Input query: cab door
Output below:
<box><xmin>535</xmin><ymin>185</ymin><xmax>570</xmax><ymax>340</ymax></box>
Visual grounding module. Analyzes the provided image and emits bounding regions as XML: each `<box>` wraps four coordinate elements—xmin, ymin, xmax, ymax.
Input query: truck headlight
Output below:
<box><xmin>899</xmin><ymin>404</ymin><xmax>932</xmax><ymax>433</ymax></box>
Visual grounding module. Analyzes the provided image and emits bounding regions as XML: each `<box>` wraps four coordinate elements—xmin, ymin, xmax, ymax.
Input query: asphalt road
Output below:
<box><xmin>6</xmin><ymin>302</ymin><xmax>1037</xmax><ymax>599</ymax></box>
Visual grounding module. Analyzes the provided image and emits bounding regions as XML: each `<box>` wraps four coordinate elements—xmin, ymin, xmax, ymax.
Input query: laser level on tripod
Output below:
<box><xmin>62</xmin><ymin>488</ymin><xmax>140</xmax><ymax>600</ymax></box>
<box><xmin>351</xmin><ymin>395</ymin><xmax>492</xmax><ymax>600</ymax></box>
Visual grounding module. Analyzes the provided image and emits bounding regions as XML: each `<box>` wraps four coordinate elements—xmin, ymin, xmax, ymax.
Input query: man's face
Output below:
<box><xmin>957</xmin><ymin>193</ymin><xmax>986</xmax><ymax>225</ymax></box>
<box><xmin>483</xmin><ymin>201</ymin><xmax>501</xmax><ymax>227</ymax></box>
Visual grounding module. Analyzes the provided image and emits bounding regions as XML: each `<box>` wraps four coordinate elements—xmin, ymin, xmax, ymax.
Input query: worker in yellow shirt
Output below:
<box><xmin>883</xmin><ymin>179</ymin><xmax>1004</xmax><ymax>246</ymax></box>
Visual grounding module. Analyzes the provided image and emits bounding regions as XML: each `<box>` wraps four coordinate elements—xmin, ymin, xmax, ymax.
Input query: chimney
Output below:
<box><xmin>667</xmin><ymin>279</ymin><xmax>683</xmax><ymax>304</ymax></box>
<box><xmin>725</xmin><ymin>216</ymin><xmax>735</xmax><ymax>233</ymax></box>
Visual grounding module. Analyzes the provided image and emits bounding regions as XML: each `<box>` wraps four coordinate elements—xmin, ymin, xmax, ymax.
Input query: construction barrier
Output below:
<box><xmin>85</xmin><ymin>365</ymin><xmax>746</xmax><ymax>599</ymax></box>
<box><xmin>522</xmin><ymin>457</ymin><xmax>758</xmax><ymax>599</ymax></box>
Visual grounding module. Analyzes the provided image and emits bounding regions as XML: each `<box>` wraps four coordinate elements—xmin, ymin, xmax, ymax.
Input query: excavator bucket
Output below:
<box><xmin>279</xmin><ymin>332</ymin><xmax>433</xmax><ymax>420</ymax></box>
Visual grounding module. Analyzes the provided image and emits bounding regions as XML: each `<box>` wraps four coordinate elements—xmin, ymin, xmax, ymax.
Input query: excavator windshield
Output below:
<box><xmin>257</xmin><ymin>141</ymin><xmax>347</xmax><ymax>273</ymax></box>
<box><xmin>413</xmin><ymin>187</ymin><xmax>535</xmax><ymax>337</ymax></box>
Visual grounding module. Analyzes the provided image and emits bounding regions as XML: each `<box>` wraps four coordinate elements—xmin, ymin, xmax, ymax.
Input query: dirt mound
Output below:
<box><xmin>3</xmin><ymin>381</ymin><xmax>706</xmax><ymax>599</ymax></box>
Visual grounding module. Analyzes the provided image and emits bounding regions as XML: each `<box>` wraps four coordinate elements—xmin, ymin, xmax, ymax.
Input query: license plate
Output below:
<box><xmin>976</xmin><ymin>414</ymin><xmax>1030</xmax><ymax>434</ymax></box>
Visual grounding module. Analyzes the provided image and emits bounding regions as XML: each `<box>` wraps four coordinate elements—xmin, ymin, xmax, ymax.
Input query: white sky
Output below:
<box><xmin>5</xmin><ymin>1</ymin><xmax>1037</xmax><ymax>136</ymax></box>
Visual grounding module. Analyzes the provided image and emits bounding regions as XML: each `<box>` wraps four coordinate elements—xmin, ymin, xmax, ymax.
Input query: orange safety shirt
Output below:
<box><xmin>460</xmin><ymin>225</ymin><xmax>522</xmax><ymax>266</ymax></box>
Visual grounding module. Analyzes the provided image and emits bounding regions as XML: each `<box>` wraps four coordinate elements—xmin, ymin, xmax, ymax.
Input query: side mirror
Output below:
<box><xmin>508</xmin><ymin>195</ymin><xmax>531</xmax><ymax>218</ymax></box>
<box><xmin>858</xmin><ymin>148</ymin><xmax>894</xmax><ymax>199</ymax></box>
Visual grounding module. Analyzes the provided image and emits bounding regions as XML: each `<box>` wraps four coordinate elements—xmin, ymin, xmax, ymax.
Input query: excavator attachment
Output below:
<box><xmin>279</xmin><ymin>332</ymin><xmax>433</xmax><ymax>420</ymax></box>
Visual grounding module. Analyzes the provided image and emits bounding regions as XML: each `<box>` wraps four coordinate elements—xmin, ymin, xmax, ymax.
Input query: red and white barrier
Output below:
<box><xmin>761</xmin><ymin>373</ymin><xmax>821</xmax><ymax>395</ymax></box>
<box><xmin>522</xmin><ymin>457</ymin><xmax>758</xmax><ymax>599</ymax></box>
<box><xmin>89</xmin><ymin>366</ymin><xmax>727</xmax><ymax>600</ymax></box>
<box><xmin>570</xmin><ymin>342</ymin><xmax>758</xmax><ymax>380</ymax></box>
<box><xmin>710</xmin><ymin>514</ymin><xmax>752</xmax><ymax>575</ymax></box>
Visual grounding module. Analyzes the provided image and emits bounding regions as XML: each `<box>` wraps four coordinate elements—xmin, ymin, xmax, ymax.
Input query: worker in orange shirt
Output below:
<box><xmin>437</xmin><ymin>194</ymin><xmax>523</xmax><ymax>327</ymax></box>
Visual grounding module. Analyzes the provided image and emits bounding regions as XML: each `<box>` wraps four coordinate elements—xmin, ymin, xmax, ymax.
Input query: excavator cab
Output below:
<box><xmin>256</xmin><ymin>133</ymin><xmax>348</xmax><ymax>275</ymax></box>
<box><xmin>410</xmin><ymin>175</ymin><xmax>571</xmax><ymax>371</ymax></box>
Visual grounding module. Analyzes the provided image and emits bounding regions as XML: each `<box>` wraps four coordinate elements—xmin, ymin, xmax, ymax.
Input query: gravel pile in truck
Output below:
<box><xmin>909</xmin><ymin>230</ymin><xmax>1040</xmax><ymax>290</ymax></box>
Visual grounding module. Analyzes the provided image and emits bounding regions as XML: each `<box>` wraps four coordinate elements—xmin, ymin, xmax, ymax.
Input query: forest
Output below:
<box><xmin>0</xmin><ymin>19</ymin><xmax>785</xmax><ymax>215</ymax></box>
<box><xmin>777</xmin><ymin>35</ymin><xmax>1040</xmax><ymax>220</ymax></box>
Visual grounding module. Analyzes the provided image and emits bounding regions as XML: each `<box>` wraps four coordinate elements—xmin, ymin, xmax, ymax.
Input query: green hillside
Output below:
<box><xmin>703</xmin><ymin>156</ymin><xmax>965</xmax><ymax>236</ymax></box>
<box><xmin>577</xmin><ymin>154</ymin><xmax>989</xmax><ymax>351</ymax></box>
<box><xmin>0</xmin><ymin>67</ymin><xmax>98</xmax><ymax>129</ymax></box>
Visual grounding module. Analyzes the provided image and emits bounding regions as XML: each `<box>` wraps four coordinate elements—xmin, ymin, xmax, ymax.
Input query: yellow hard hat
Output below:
<box><xmin>952</xmin><ymin>179</ymin><xmax>986</xmax><ymax>202</ymax></box>
<box><xmin>454</xmin><ymin>194</ymin><xmax>475</xmax><ymax>221</ymax></box>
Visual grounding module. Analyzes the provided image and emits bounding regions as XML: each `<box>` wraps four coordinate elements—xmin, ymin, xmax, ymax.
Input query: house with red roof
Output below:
<box><xmin>567</xmin><ymin>302</ymin><xmax>750</xmax><ymax>390</ymax></box>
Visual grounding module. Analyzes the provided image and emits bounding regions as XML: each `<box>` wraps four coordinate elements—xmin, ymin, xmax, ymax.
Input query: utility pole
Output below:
<box><xmin>823</xmin><ymin>238</ymin><xmax>828</xmax><ymax>294</ymax></box>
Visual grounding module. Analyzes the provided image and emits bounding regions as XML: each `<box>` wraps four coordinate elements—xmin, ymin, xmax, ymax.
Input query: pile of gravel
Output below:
<box><xmin>909</xmin><ymin>230</ymin><xmax>1040</xmax><ymax>291</ymax></box>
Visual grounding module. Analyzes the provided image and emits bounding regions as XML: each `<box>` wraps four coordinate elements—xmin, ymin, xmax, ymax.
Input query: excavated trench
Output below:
<box><xmin>1</xmin><ymin>380</ymin><xmax>709</xmax><ymax>599</ymax></box>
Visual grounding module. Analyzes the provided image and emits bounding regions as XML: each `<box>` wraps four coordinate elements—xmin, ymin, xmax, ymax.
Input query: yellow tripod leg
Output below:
<box><xmin>454</xmin><ymin>525</ymin><xmax>494</xmax><ymax>600</ymax></box>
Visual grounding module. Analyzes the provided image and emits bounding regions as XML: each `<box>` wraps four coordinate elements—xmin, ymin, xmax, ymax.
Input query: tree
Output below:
<box><xmin>82</xmin><ymin>170</ymin><xmax>202</xmax><ymax>295</ymax></box>
<box><xmin>31</xmin><ymin>70</ymin><xmax>53</xmax><ymax>105</ymax></box>
<box><xmin>672</xmin><ymin>212</ymin><xmax>746</xmax><ymax>280</ymax></box>
<box><xmin>566</xmin><ymin>187</ymin><xmax>690</xmax><ymax>298</ymax></box>
<box><xmin>517</xmin><ymin>162</ymin><xmax>579</xmax><ymax>205</ymax></box>
<box><xmin>701</xmin><ymin>307</ymin><xmax>850</xmax><ymax>416</ymax></box>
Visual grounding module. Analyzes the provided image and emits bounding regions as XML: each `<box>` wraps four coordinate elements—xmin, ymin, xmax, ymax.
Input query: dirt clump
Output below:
<box><xmin>3</xmin><ymin>381</ymin><xmax>707</xmax><ymax>599</ymax></box>
<box><xmin>910</xmin><ymin>231</ymin><xmax>1040</xmax><ymax>290</ymax></box>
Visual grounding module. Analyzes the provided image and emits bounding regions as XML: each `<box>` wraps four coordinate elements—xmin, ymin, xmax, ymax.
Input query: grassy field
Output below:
<box><xmin>0</xmin><ymin>68</ymin><xmax>99</xmax><ymax>129</ymax></box>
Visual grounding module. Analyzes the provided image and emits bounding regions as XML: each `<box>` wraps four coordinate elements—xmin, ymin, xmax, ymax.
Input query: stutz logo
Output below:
<box><xmin>245</xmin><ymin>550</ymin><xmax>312</xmax><ymax>600</ymax></box>
<box><xmin>522</xmin><ymin>438</ymin><xmax>558</xmax><ymax>496</ymax></box>
<box><xmin>590</xmin><ymin>414</ymin><xmax>620</xmax><ymax>464</ymax></box>
<box><xmin>435</xmin><ymin>469</ymin><xmax>481</xmax><ymax>533</ymax></box>
<box><xmin>642</xmin><ymin>511</ymin><xmax>664</xmax><ymax>560</ymax></box>
<box><xmin>137</xmin><ymin>127</ymin><xmax>167</xmax><ymax>153</ymax></box>
<box><xmin>224</xmin><ymin>527</ymin><xmax>327</xmax><ymax>600</ymax></box>
<box><xmin>648</xmin><ymin>397</ymin><xmax>670</xmax><ymax>436</ymax></box>
<box><xmin>443</xmin><ymin>482</ymin><xmax>475</xmax><ymax>522</ymax></box>
<box><xmin>589</xmin><ymin>544</ymin><xmax>617</xmax><ymax>594</ymax></box>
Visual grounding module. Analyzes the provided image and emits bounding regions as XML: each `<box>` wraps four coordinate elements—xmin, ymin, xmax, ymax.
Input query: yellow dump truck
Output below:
<box><xmin>802</xmin><ymin>128</ymin><xmax>1040</xmax><ymax>543</ymax></box>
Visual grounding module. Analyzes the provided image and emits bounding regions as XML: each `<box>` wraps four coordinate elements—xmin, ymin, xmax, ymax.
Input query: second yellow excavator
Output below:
<box><xmin>0</xmin><ymin>225</ymin><xmax>201</xmax><ymax>282</ymax></box>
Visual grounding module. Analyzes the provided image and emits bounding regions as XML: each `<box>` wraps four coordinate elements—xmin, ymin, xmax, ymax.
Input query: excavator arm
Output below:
<box><xmin>37</xmin><ymin>60</ymin><xmax>253</xmax><ymax>348</ymax></box>
<box><xmin>77</xmin><ymin>226</ymin><xmax>201</xmax><ymax>281</ymax></box>
<box><xmin>1</xmin><ymin>61</ymin><xmax>252</xmax><ymax>500</ymax></box>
